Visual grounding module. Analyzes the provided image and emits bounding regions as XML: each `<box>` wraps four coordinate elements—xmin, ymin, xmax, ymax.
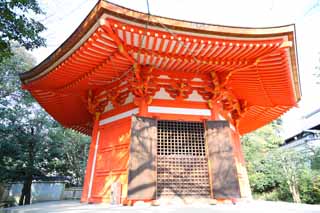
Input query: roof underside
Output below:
<box><xmin>20</xmin><ymin>1</ymin><xmax>300</xmax><ymax>135</ymax></box>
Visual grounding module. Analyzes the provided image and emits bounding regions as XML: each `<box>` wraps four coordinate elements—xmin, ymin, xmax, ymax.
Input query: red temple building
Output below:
<box><xmin>20</xmin><ymin>1</ymin><xmax>300</xmax><ymax>204</ymax></box>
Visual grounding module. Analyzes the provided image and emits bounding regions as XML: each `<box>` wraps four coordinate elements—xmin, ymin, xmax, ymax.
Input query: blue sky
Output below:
<box><xmin>31</xmin><ymin>0</ymin><xmax>320</xmax><ymax>137</ymax></box>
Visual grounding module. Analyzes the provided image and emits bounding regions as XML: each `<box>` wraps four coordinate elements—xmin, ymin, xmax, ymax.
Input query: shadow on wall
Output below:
<box><xmin>127</xmin><ymin>118</ymin><xmax>241</xmax><ymax>202</ymax></box>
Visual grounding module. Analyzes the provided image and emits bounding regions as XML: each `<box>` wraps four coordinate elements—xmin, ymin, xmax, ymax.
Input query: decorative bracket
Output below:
<box><xmin>87</xmin><ymin>90</ymin><xmax>105</xmax><ymax>115</ymax></box>
<box><xmin>131</xmin><ymin>65</ymin><xmax>158</xmax><ymax>105</ymax></box>
<box><xmin>205</xmin><ymin>71</ymin><xmax>248</xmax><ymax>128</ymax></box>
<box><xmin>164</xmin><ymin>79</ymin><xmax>192</xmax><ymax>101</ymax></box>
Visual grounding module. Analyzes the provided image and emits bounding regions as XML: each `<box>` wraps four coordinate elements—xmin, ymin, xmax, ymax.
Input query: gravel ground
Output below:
<box><xmin>1</xmin><ymin>200</ymin><xmax>320</xmax><ymax>213</ymax></box>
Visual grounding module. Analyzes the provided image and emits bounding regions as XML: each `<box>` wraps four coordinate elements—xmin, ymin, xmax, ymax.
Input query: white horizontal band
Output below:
<box><xmin>148</xmin><ymin>106</ymin><xmax>211</xmax><ymax>116</ymax></box>
<box><xmin>99</xmin><ymin>108</ymin><xmax>138</xmax><ymax>126</ymax></box>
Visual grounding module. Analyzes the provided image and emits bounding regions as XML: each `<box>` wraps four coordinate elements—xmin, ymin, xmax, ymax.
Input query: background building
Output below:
<box><xmin>283</xmin><ymin>108</ymin><xmax>320</xmax><ymax>152</ymax></box>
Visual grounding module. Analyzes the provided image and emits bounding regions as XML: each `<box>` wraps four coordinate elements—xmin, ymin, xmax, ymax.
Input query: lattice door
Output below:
<box><xmin>157</xmin><ymin>120</ymin><xmax>211</xmax><ymax>198</ymax></box>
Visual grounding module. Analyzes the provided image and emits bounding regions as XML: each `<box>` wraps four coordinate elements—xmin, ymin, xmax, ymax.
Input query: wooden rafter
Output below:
<box><xmin>19</xmin><ymin>1</ymin><xmax>300</xmax><ymax>135</ymax></box>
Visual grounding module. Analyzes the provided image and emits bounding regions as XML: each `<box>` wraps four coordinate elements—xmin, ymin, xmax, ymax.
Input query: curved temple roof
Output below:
<box><xmin>20</xmin><ymin>0</ymin><xmax>300</xmax><ymax>135</ymax></box>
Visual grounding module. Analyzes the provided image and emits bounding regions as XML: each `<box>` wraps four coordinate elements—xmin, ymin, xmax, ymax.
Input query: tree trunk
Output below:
<box><xmin>292</xmin><ymin>184</ymin><xmax>301</xmax><ymax>203</ymax></box>
<box><xmin>291</xmin><ymin>177</ymin><xmax>301</xmax><ymax>203</ymax></box>
<box><xmin>19</xmin><ymin>128</ymin><xmax>35</xmax><ymax>205</ymax></box>
<box><xmin>19</xmin><ymin>175</ymin><xmax>32</xmax><ymax>205</ymax></box>
<box><xmin>18</xmin><ymin>180</ymin><xmax>26</xmax><ymax>205</ymax></box>
<box><xmin>287</xmin><ymin>178</ymin><xmax>301</xmax><ymax>203</ymax></box>
<box><xmin>282</xmin><ymin>158</ymin><xmax>301</xmax><ymax>204</ymax></box>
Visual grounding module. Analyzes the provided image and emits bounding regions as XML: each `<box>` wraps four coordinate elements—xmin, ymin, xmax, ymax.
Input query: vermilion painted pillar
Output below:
<box><xmin>138</xmin><ymin>98</ymin><xmax>149</xmax><ymax>116</ymax></box>
<box><xmin>210</xmin><ymin>104</ymin><xmax>219</xmax><ymax>120</ymax></box>
<box><xmin>231</xmin><ymin>130</ymin><xmax>252</xmax><ymax>199</ymax></box>
<box><xmin>81</xmin><ymin>113</ymin><xmax>101</xmax><ymax>203</ymax></box>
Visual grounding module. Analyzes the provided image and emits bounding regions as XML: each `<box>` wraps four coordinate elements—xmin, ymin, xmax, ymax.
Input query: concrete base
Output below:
<box><xmin>2</xmin><ymin>200</ymin><xmax>320</xmax><ymax>213</ymax></box>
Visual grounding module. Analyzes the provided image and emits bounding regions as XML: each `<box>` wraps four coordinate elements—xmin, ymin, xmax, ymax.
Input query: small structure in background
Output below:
<box><xmin>8</xmin><ymin>181</ymin><xmax>65</xmax><ymax>203</ymax></box>
<box><xmin>63</xmin><ymin>187</ymin><xmax>83</xmax><ymax>200</ymax></box>
<box><xmin>0</xmin><ymin>177</ymin><xmax>83</xmax><ymax>207</ymax></box>
<box><xmin>283</xmin><ymin>108</ymin><xmax>320</xmax><ymax>152</ymax></box>
<box><xmin>0</xmin><ymin>177</ymin><xmax>66</xmax><ymax>207</ymax></box>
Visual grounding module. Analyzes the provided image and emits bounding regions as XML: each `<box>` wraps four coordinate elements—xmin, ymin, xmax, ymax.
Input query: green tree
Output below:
<box><xmin>46</xmin><ymin>126</ymin><xmax>90</xmax><ymax>187</ymax></box>
<box><xmin>0</xmin><ymin>47</ymin><xmax>90</xmax><ymax>205</ymax></box>
<box><xmin>0</xmin><ymin>46</ymin><xmax>53</xmax><ymax>205</ymax></box>
<box><xmin>310</xmin><ymin>147</ymin><xmax>320</xmax><ymax>170</ymax></box>
<box><xmin>242</xmin><ymin>120</ymin><xmax>284</xmax><ymax>194</ymax></box>
<box><xmin>242</xmin><ymin>119</ymin><xmax>320</xmax><ymax>204</ymax></box>
<box><xmin>298</xmin><ymin>168</ymin><xmax>320</xmax><ymax>204</ymax></box>
<box><xmin>0</xmin><ymin>0</ymin><xmax>46</xmax><ymax>61</ymax></box>
<box><xmin>0</xmin><ymin>45</ymin><xmax>35</xmax><ymax>98</ymax></box>
<box><xmin>271</xmin><ymin>149</ymin><xmax>307</xmax><ymax>203</ymax></box>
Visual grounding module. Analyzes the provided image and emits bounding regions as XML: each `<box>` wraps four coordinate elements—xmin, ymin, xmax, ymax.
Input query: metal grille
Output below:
<box><xmin>157</xmin><ymin>120</ymin><xmax>210</xmax><ymax>198</ymax></box>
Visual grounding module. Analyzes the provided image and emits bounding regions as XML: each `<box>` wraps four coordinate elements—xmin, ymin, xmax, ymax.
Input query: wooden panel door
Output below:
<box><xmin>127</xmin><ymin>115</ymin><xmax>157</xmax><ymax>200</ymax></box>
<box><xmin>205</xmin><ymin>120</ymin><xmax>240</xmax><ymax>199</ymax></box>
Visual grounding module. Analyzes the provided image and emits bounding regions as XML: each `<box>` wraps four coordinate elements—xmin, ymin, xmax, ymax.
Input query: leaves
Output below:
<box><xmin>242</xmin><ymin>120</ymin><xmax>320</xmax><ymax>203</ymax></box>
<box><xmin>0</xmin><ymin>0</ymin><xmax>46</xmax><ymax>62</ymax></box>
<box><xmin>0</xmin><ymin>46</ymin><xmax>90</xmax><ymax>187</ymax></box>
<box><xmin>242</xmin><ymin>120</ymin><xmax>284</xmax><ymax>193</ymax></box>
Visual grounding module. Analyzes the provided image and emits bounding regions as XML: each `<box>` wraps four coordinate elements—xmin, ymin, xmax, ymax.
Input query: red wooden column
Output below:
<box><xmin>81</xmin><ymin>112</ymin><xmax>101</xmax><ymax>203</ymax></box>
<box><xmin>137</xmin><ymin>98</ymin><xmax>149</xmax><ymax>117</ymax></box>
<box><xmin>210</xmin><ymin>103</ymin><xmax>219</xmax><ymax>120</ymax></box>
<box><xmin>231</xmin><ymin>129</ymin><xmax>252</xmax><ymax>199</ymax></box>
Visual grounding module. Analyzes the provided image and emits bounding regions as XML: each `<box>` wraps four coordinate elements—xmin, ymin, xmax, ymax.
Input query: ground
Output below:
<box><xmin>1</xmin><ymin>200</ymin><xmax>320</xmax><ymax>213</ymax></box>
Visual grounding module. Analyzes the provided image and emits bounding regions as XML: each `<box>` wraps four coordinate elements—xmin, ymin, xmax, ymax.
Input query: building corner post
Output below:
<box><xmin>81</xmin><ymin>112</ymin><xmax>101</xmax><ymax>203</ymax></box>
<box><xmin>231</xmin><ymin>130</ymin><xmax>252</xmax><ymax>200</ymax></box>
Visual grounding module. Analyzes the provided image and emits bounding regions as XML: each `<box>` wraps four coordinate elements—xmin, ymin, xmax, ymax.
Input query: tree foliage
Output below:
<box><xmin>311</xmin><ymin>146</ymin><xmax>320</xmax><ymax>170</ymax></box>
<box><xmin>0</xmin><ymin>0</ymin><xmax>46</xmax><ymax>61</ymax></box>
<box><xmin>271</xmin><ymin>149</ymin><xmax>307</xmax><ymax>203</ymax></box>
<box><xmin>46</xmin><ymin>126</ymin><xmax>90</xmax><ymax>186</ymax></box>
<box><xmin>242</xmin><ymin>120</ymin><xmax>320</xmax><ymax>204</ymax></box>
<box><xmin>0</xmin><ymin>47</ymin><xmax>90</xmax><ymax>205</ymax></box>
<box><xmin>242</xmin><ymin>120</ymin><xmax>283</xmax><ymax>193</ymax></box>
